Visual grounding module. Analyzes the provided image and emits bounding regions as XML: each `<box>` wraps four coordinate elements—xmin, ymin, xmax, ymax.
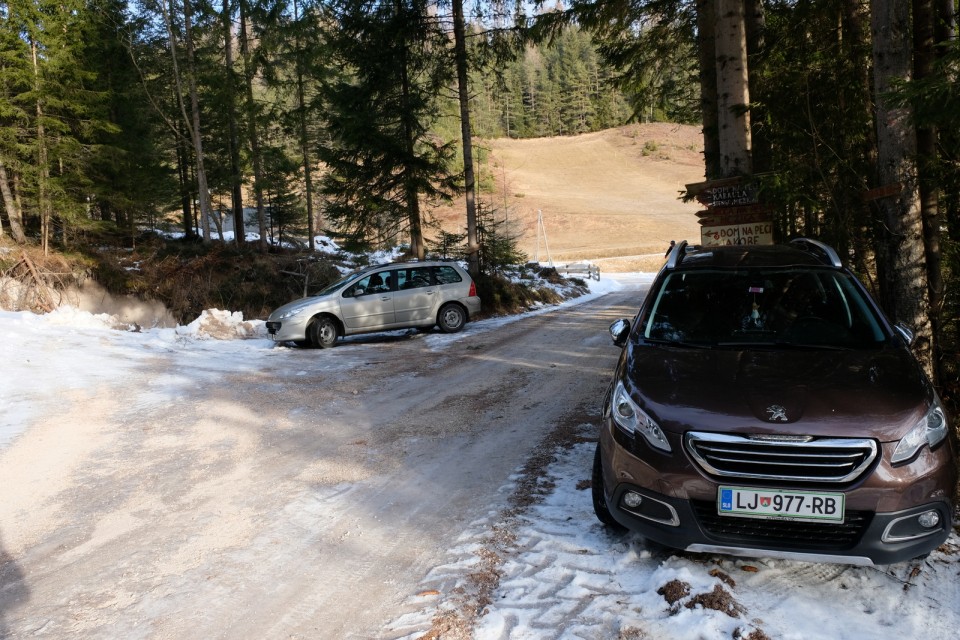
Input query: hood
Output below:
<box><xmin>623</xmin><ymin>343</ymin><xmax>932</xmax><ymax>442</ymax></box>
<box><xmin>268</xmin><ymin>293</ymin><xmax>336</xmax><ymax>320</ymax></box>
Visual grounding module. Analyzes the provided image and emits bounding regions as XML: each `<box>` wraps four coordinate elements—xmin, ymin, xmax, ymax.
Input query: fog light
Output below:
<box><xmin>623</xmin><ymin>492</ymin><xmax>643</xmax><ymax>508</ymax></box>
<box><xmin>918</xmin><ymin>510</ymin><xmax>940</xmax><ymax>529</ymax></box>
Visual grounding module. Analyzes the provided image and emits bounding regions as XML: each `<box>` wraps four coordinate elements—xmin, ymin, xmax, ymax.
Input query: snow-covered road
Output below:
<box><xmin>1</xmin><ymin>274</ymin><xmax>957</xmax><ymax>640</ymax></box>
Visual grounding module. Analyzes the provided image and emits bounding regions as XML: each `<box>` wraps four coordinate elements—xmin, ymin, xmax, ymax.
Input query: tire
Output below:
<box><xmin>437</xmin><ymin>304</ymin><xmax>466</xmax><ymax>333</ymax></box>
<box><xmin>309</xmin><ymin>316</ymin><xmax>339</xmax><ymax>349</ymax></box>
<box><xmin>592</xmin><ymin>442</ymin><xmax>626</xmax><ymax>530</ymax></box>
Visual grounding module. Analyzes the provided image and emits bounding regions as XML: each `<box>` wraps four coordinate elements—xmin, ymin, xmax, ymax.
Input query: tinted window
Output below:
<box><xmin>343</xmin><ymin>270</ymin><xmax>393</xmax><ymax>297</ymax></box>
<box><xmin>398</xmin><ymin>267</ymin><xmax>433</xmax><ymax>290</ymax></box>
<box><xmin>641</xmin><ymin>268</ymin><xmax>886</xmax><ymax>348</ymax></box>
<box><xmin>434</xmin><ymin>266</ymin><xmax>463</xmax><ymax>285</ymax></box>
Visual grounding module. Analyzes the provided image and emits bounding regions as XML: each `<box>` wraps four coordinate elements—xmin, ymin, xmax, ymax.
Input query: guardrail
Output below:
<box><xmin>558</xmin><ymin>262</ymin><xmax>601</xmax><ymax>281</ymax></box>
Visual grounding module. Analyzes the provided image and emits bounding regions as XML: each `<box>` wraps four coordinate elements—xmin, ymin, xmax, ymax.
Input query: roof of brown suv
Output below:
<box><xmin>668</xmin><ymin>238</ymin><xmax>843</xmax><ymax>270</ymax></box>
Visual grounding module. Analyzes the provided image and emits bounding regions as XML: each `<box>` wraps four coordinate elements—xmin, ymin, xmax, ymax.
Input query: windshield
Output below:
<box><xmin>314</xmin><ymin>269</ymin><xmax>365</xmax><ymax>297</ymax></box>
<box><xmin>640</xmin><ymin>268</ymin><xmax>887</xmax><ymax>349</ymax></box>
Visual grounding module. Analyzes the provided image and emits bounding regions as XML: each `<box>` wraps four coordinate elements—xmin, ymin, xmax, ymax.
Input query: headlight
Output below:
<box><xmin>278</xmin><ymin>307</ymin><xmax>306</xmax><ymax>320</ymax></box>
<box><xmin>892</xmin><ymin>398</ymin><xmax>948</xmax><ymax>464</ymax></box>
<box><xmin>611</xmin><ymin>380</ymin><xmax>671</xmax><ymax>452</ymax></box>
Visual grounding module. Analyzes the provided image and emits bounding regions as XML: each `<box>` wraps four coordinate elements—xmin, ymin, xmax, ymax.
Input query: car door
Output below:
<box><xmin>339</xmin><ymin>270</ymin><xmax>396</xmax><ymax>331</ymax></box>
<box><xmin>392</xmin><ymin>266</ymin><xmax>438</xmax><ymax>324</ymax></box>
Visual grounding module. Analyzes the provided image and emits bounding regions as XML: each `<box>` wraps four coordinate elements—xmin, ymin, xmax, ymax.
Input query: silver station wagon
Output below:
<box><xmin>266</xmin><ymin>260</ymin><xmax>482</xmax><ymax>348</ymax></box>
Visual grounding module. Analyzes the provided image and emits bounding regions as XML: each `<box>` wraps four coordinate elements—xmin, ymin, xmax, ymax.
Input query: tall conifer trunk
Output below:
<box><xmin>293</xmin><ymin>0</ymin><xmax>316</xmax><ymax>251</ymax></box>
<box><xmin>696</xmin><ymin>0</ymin><xmax>720</xmax><ymax>179</ymax></box>
<box><xmin>0</xmin><ymin>160</ymin><xmax>26</xmax><ymax>243</ymax></box>
<box><xmin>239</xmin><ymin>0</ymin><xmax>269</xmax><ymax>251</ymax></box>
<box><xmin>182</xmin><ymin>0</ymin><xmax>214</xmax><ymax>241</ymax></box>
<box><xmin>223</xmin><ymin>0</ymin><xmax>245</xmax><ymax>244</ymax></box>
<box><xmin>397</xmin><ymin>0</ymin><xmax>424</xmax><ymax>259</ymax></box>
<box><xmin>871</xmin><ymin>0</ymin><xmax>934</xmax><ymax>377</ymax></box>
<box><xmin>715</xmin><ymin>0</ymin><xmax>751</xmax><ymax>177</ymax></box>
<box><xmin>31</xmin><ymin>39</ymin><xmax>52</xmax><ymax>254</ymax></box>
<box><xmin>913</xmin><ymin>0</ymin><xmax>942</xmax><ymax>382</ymax></box>
<box><xmin>453</xmin><ymin>0</ymin><xmax>479</xmax><ymax>275</ymax></box>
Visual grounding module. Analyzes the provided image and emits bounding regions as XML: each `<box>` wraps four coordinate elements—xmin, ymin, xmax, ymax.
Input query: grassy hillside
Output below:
<box><xmin>432</xmin><ymin>122</ymin><xmax>706</xmax><ymax>272</ymax></box>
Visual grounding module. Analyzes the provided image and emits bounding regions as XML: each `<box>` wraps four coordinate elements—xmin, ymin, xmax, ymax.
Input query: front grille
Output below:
<box><xmin>266</xmin><ymin>321</ymin><xmax>281</xmax><ymax>335</ymax></box>
<box><xmin>692</xmin><ymin>500</ymin><xmax>872</xmax><ymax>549</ymax></box>
<box><xmin>685</xmin><ymin>432</ymin><xmax>877</xmax><ymax>483</ymax></box>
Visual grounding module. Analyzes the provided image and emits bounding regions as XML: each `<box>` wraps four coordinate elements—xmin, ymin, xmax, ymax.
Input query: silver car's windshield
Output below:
<box><xmin>640</xmin><ymin>268</ymin><xmax>887</xmax><ymax>349</ymax></box>
<box><xmin>315</xmin><ymin>269</ymin><xmax>365</xmax><ymax>297</ymax></box>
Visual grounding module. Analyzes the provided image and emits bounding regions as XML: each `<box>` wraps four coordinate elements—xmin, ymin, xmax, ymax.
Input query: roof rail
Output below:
<box><xmin>790</xmin><ymin>238</ymin><xmax>842</xmax><ymax>267</ymax></box>
<box><xmin>666</xmin><ymin>240</ymin><xmax>689</xmax><ymax>269</ymax></box>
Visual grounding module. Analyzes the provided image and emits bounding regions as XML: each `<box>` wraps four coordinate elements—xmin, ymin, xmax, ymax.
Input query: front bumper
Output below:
<box><xmin>265</xmin><ymin>315</ymin><xmax>311</xmax><ymax>342</ymax></box>
<box><xmin>599</xmin><ymin>421</ymin><xmax>956</xmax><ymax>566</ymax></box>
<box><xmin>605</xmin><ymin>481</ymin><xmax>952</xmax><ymax>565</ymax></box>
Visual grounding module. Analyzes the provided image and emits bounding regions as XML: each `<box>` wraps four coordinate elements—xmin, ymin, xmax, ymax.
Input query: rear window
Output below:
<box><xmin>435</xmin><ymin>266</ymin><xmax>463</xmax><ymax>285</ymax></box>
<box><xmin>641</xmin><ymin>268</ymin><xmax>887</xmax><ymax>348</ymax></box>
<box><xmin>396</xmin><ymin>267</ymin><xmax>433</xmax><ymax>290</ymax></box>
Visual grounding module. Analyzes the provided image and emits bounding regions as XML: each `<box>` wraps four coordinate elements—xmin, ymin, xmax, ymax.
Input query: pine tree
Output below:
<box><xmin>317</xmin><ymin>0</ymin><xmax>458</xmax><ymax>258</ymax></box>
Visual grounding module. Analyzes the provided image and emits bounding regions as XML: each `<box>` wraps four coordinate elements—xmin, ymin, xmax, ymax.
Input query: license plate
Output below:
<box><xmin>717</xmin><ymin>486</ymin><xmax>845</xmax><ymax>523</ymax></box>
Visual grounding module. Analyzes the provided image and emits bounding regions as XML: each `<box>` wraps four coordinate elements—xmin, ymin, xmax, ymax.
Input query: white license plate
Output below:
<box><xmin>718</xmin><ymin>486</ymin><xmax>845</xmax><ymax>523</ymax></box>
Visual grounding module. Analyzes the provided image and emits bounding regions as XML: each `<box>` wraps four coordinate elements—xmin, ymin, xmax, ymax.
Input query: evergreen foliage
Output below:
<box><xmin>468</xmin><ymin>24</ymin><xmax>634</xmax><ymax>138</ymax></box>
<box><xmin>316</xmin><ymin>0</ymin><xmax>459</xmax><ymax>256</ymax></box>
<box><xmin>530</xmin><ymin>0</ymin><xmax>701</xmax><ymax>126</ymax></box>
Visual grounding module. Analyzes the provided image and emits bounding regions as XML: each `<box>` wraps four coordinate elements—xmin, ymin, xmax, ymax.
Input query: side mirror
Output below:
<box><xmin>894</xmin><ymin>323</ymin><xmax>915</xmax><ymax>346</ymax></box>
<box><xmin>610</xmin><ymin>318</ymin><xmax>631</xmax><ymax>347</ymax></box>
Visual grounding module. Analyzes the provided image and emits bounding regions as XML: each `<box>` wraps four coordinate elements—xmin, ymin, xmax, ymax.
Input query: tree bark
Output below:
<box><xmin>913</xmin><ymin>0</ymin><xmax>942</xmax><ymax>383</ymax></box>
<box><xmin>696</xmin><ymin>0</ymin><xmax>720</xmax><ymax>179</ymax></box>
<box><xmin>293</xmin><ymin>0</ymin><xmax>316</xmax><ymax>252</ymax></box>
<box><xmin>452</xmin><ymin>0</ymin><xmax>479</xmax><ymax>275</ymax></box>
<box><xmin>871</xmin><ymin>0</ymin><xmax>934</xmax><ymax>376</ymax></box>
<box><xmin>715</xmin><ymin>0</ymin><xmax>752</xmax><ymax>177</ymax></box>
<box><xmin>31</xmin><ymin>39</ymin><xmax>52</xmax><ymax>255</ymax></box>
<box><xmin>743</xmin><ymin>0</ymin><xmax>769</xmax><ymax>174</ymax></box>
<box><xmin>182</xmin><ymin>0</ymin><xmax>214</xmax><ymax>241</ymax></box>
<box><xmin>239</xmin><ymin>0</ymin><xmax>269</xmax><ymax>251</ymax></box>
<box><xmin>396</xmin><ymin>0</ymin><xmax>424</xmax><ymax>259</ymax></box>
<box><xmin>841</xmin><ymin>0</ymin><xmax>877</xmax><ymax>275</ymax></box>
<box><xmin>0</xmin><ymin>159</ymin><xmax>27</xmax><ymax>243</ymax></box>
<box><xmin>175</xmin><ymin>124</ymin><xmax>194</xmax><ymax>238</ymax></box>
<box><xmin>223</xmin><ymin>0</ymin><xmax>245</xmax><ymax>245</ymax></box>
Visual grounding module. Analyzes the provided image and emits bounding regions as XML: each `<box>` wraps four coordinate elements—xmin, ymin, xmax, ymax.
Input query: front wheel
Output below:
<box><xmin>437</xmin><ymin>304</ymin><xmax>466</xmax><ymax>333</ymax></box>
<box><xmin>309</xmin><ymin>316</ymin><xmax>339</xmax><ymax>349</ymax></box>
<box><xmin>592</xmin><ymin>442</ymin><xmax>626</xmax><ymax>530</ymax></box>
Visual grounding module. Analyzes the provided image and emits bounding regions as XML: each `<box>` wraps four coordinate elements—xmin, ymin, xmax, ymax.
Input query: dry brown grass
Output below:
<box><xmin>429</xmin><ymin>123</ymin><xmax>706</xmax><ymax>271</ymax></box>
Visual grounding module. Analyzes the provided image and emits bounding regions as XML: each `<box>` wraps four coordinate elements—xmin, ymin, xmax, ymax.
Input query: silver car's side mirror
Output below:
<box><xmin>894</xmin><ymin>323</ymin><xmax>915</xmax><ymax>346</ymax></box>
<box><xmin>610</xmin><ymin>318</ymin><xmax>631</xmax><ymax>347</ymax></box>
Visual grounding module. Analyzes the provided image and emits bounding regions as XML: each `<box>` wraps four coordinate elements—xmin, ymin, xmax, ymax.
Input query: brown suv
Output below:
<box><xmin>593</xmin><ymin>239</ymin><xmax>956</xmax><ymax>565</ymax></box>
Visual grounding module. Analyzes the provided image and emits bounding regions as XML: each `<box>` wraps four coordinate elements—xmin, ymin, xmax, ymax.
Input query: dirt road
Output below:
<box><xmin>0</xmin><ymin>285</ymin><xmax>647</xmax><ymax>639</ymax></box>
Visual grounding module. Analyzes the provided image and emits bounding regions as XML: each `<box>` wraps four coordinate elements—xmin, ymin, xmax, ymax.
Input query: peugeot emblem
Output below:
<box><xmin>766</xmin><ymin>405</ymin><xmax>789</xmax><ymax>422</ymax></box>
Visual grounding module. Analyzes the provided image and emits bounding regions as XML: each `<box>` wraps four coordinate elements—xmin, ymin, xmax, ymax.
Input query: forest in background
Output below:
<box><xmin>0</xmin><ymin>2</ymin><xmax>641</xmax><ymax>251</ymax></box>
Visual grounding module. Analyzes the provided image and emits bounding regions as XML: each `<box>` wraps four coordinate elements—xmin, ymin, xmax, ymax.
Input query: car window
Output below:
<box><xmin>641</xmin><ymin>268</ymin><xmax>886</xmax><ymax>348</ymax></box>
<box><xmin>343</xmin><ymin>270</ymin><xmax>394</xmax><ymax>297</ymax></box>
<box><xmin>398</xmin><ymin>267</ymin><xmax>433</xmax><ymax>290</ymax></box>
<box><xmin>434</xmin><ymin>266</ymin><xmax>463</xmax><ymax>285</ymax></box>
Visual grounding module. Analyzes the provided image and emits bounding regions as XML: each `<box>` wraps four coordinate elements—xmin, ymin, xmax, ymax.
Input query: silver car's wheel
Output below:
<box><xmin>309</xmin><ymin>317</ymin><xmax>338</xmax><ymax>348</ymax></box>
<box><xmin>437</xmin><ymin>304</ymin><xmax>466</xmax><ymax>333</ymax></box>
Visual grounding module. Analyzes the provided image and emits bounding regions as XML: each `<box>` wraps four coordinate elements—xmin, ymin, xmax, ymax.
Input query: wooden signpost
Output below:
<box><xmin>686</xmin><ymin>177</ymin><xmax>774</xmax><ymax>247</ymax></box>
